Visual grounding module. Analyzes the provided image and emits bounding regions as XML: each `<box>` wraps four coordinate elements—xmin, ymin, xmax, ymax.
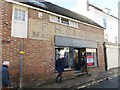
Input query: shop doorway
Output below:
<box><xmin>74</xmin><ymin>48</ymin><xmax>87</xmax><ymax>71</ymax></box>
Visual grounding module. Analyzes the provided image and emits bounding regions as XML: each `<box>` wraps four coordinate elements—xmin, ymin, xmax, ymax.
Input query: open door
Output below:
<box><xmin>74</xmin><ymin>48</ymin><xmax>87</xmax><ymax>72</ymax></box>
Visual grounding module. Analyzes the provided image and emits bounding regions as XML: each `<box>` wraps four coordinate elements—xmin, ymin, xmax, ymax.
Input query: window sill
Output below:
<box><xmin>49</xmin><ymin>20</ymin><xmax>79</xmax><ymax>29</ymax></box>
<box><xmin>87</xmin><ymin>66</ymin><xmax>98</xmax><ymax>68</ymax></box>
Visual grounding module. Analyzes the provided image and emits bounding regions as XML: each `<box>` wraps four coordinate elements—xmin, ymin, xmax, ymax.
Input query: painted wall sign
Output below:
<box><xmin>29</xmin><ymin>18</ymin><xmax>103</xmax><ymax>42</ymax></box>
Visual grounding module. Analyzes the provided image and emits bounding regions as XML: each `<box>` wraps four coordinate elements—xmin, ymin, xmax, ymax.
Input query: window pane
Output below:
<box><xmin>14</xmin><ymin>8</ymin><xmax>18</xmax><ymax>20</ymax></box>
<box><xmin>18</xmin><ymin>9</ymin><xmax>22</xmax><ymax>20</ymax></box>
<box><xmin>70</xmin><ymin>20</ymin><xmax>78</xmax><ymax>28</ymax></box>
<box><xmin>64</xmin><ymin>50</ymin><xmax>69</xmax><ymax>68</ymax></box>
<box><xmin>22</xmin><ymin>10</ymin><xmax>25</xmax><ymax>21</ymax></box>
<box><xmin>50</xmin><ymin>15</ymin><xmax>60</xmax><ymax>23</ymax></box>
<box><xmin>103</xmin><ymin>18</ymin><xmax>107</xmax><ymax>28</ymax></box>
<box><xmin>61</xmin><ymin>17</ymin><xmax>69</xmax><ymax>25</ymax></box>
<box><xmin>69</xmin><ymin>47</ymin><xmax>74</xmax><ymax>68</ymax></box>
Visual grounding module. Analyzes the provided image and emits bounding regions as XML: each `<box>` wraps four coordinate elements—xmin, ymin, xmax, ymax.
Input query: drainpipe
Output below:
<box><xmin>103</xmin><ymin>42</ymin><xmax>108</xmax><ymax>71</ymax></box>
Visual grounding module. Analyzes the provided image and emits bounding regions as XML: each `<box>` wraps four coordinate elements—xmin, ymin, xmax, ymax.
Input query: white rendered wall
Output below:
<box><xmin>88</xmin><ymin>9</ymin><xmax>118</xmax><ymax>44</ymax></box>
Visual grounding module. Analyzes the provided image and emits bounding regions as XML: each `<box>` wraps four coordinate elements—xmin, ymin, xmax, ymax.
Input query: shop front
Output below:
<box><xmin>55</xmin><ymin>35</ymin><xmax>98</xmax><ymax>74</ymax></box>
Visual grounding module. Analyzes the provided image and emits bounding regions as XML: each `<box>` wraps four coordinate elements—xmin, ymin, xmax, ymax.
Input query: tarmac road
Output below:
<box><xmin>87</xmin><ymin>75</ymin><xmax>120</xmax><ymax>88</ymax></box>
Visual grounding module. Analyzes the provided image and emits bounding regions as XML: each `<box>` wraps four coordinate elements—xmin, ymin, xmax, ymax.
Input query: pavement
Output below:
<box><xmin>37</xmin><ymin>67</ymin><xmax>119</xmax><ymax>89</ymax></box>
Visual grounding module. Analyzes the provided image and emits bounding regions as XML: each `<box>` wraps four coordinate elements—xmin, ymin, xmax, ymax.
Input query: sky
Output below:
<box><xmin>46</xmin><ymin>0</ymin><xmax>119</xmax><ymax>17</ymax></box>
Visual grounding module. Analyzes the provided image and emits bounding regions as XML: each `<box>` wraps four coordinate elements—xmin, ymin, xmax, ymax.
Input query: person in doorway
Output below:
<box><xmin>82</xmin><ymin>51</ymin><xmax>88</xmax><ymax>74</ymax></box>
<box><xmin>2</xmin><ymin>60</ymin><xmax>11</xmax><ymax>89</ymax></box>
<box><xmin>55</xmin><ymin>49</ymin><xmax>65</xmax><ymax>83</ymax></box>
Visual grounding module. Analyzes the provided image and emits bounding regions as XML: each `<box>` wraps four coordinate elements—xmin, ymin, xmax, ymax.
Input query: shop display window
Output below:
<box><xmin>86</xmin><ymin>48</ymin><xmax>98</xmax><ymax>67</ymax></box>
<box><xmin>55</xmin><ymin>46</ymin><xmax>74</xmax><ymax>70</ymax></box>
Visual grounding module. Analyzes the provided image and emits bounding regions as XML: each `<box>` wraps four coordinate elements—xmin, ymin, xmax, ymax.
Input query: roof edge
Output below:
<box><xmin>6</xmin><ymin>0</ymin><xmax>104</xmax><ymax>29</ymax></box>
<box><xmin>89</xmin><ymin>4</ymin><xmax>118</xmax><ymax>19</ymax></box>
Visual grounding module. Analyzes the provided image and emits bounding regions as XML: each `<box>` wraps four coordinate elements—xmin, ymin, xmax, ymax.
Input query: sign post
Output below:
<box><xmin>19</xmin><ymin>44</ymin><xmax>25</xmax><ymax>89</ymax></box>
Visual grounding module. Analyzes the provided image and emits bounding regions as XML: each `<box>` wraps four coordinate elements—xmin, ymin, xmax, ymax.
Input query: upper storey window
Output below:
<box><xmin>50</xmin><ymin>15</ymin><xmax>78</xmax><ymax>28</ymax></box>
<box><xmin>61</xmin><ymin>17</ymin><xmax>69</xmax><ymax>25</ymax></box>
<box><xmin>50</xmin><ymin>15</ymin><xmax>60</xmax><ymax>23</ymax></box>
<box><xmin>14</xmin><ymin>8</ymin><xmax>26</xmax><ymax>21</ymax></box>
<box><xmin>11</xmin><ymin>4</ymin><xmax>28</xmax><ymax>38</ymax></box>
<box><xmin>103</xmin><ymin>18</ymin><xmax>107</xmax><ymax>28</ymax></box>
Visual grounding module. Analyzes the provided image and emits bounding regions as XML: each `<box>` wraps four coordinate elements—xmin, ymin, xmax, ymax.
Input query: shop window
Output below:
<box><xmin>55</xmin><ymin>47</ymin><xmax>74</xmax><ymax>70</ymax></box>
<box><xmin>86</xmin><ymin>48</ymin><xmax>97</xmax><ymax>67</ymax></box>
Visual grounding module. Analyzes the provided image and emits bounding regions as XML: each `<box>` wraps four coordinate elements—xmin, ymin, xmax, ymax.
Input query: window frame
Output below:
<box><xmin>55</xmin><ymin>46</ymin><xmax>74</xmax><ymax>70</ymax></box>
<box><xmin>14</xmin><ymin>8</ymin><xmax>18</xmax><ymax>20</ymax></box>
<box><xmin>50</xmin><ymin>15</ymin><xmax>79</xmax><ymax>28</ymax></box>
<box><xmin>103</xmin><ymin>18</ymin><xmax>107</xmax><ymax>28</ymax></box>
<box><xmin>14</xmin><ymin>8</ymin><xmax>26</xmax><ymax>22</ymax></box>
<box><xmin>61</xmin><ymin>17</ymin><xmax>69</xmax><ymax>25</ymax></box>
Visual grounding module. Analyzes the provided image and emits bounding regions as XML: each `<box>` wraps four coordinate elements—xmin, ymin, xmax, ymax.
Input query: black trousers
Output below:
<box><xmin>56</xmin><ymin>72</ymin><xmax>63</xmax><ymax>83</ymax></box>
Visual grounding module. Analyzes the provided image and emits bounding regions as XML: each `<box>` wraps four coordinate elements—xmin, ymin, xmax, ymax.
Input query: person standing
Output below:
<box><xmin>2</xmin><ymin>61</ymin><xmax>11</xmax><ymax>89</ymax></box>
<box><xmin>55</xmin><ymin>49</ymin><xmax>65</xmax><ymax>83</ymax></box>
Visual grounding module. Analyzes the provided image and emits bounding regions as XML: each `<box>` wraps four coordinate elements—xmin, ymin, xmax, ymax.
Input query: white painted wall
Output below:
<box><xmin>11</xmin><ymin>4</ymin><xmax>28</xmax><ymax>38</ymax></box>
<box><xmin>72</xmin><ymin>0</ymin><xmax>88</xmax><ymax>16</ymax></box>
<box><xmin>88</xmin><ymin>8</ymin><xmax>118</xmax><ymax>44</ymax></box>
<box><xmin>118</xmin><ymin>2</ymin><xmax>120</xmax><ymax>44</ymax></box>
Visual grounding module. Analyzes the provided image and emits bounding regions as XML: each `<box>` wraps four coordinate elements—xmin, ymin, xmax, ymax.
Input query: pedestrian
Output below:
<box><xmin>2</xmin><ymin>61</ymin><xmax>11</xmax><ymax>89</ymax></box>
<box><xmin>55</xmin><ymin>49</ymin><xmax>65</xmax><ymax>83</ymax></box>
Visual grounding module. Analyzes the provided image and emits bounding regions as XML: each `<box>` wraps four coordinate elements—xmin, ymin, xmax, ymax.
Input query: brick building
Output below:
<box><xmin>0</xmin><ymin>0</ymin><xmax>105</xmax><ymax>87</ymax></box>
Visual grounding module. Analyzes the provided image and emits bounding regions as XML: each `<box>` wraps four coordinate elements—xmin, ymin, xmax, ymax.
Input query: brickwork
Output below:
<box><xmin>0</xmin><ymin>0</ymin><xmax>3</xmax><ymax>66</ymax></box>
<box><xmin>63</xmin><ymin>71</ymin><xmax>75</xmax><ymax>79</ymax></box>
<box><xmin>1</xmin><ymin>1</ymin><xmax>105</xmax><ymax>87</ymax></box>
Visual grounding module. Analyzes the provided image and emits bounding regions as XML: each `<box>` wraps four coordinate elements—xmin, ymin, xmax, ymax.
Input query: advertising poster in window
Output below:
<box><xmin>87</xmin><ymin>56</ymin><xmax>94</xmax><ymax>66</ymax></box>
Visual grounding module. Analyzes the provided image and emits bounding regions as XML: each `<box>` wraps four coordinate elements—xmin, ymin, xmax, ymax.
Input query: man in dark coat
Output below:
<box><xmin>55</xmin><ymin>50</ymin><xmax>64</xmax><ymax>83</ymax></box>
<box><xmin>2</xmin><ymin>61</ymin><xmax>11</xmax><ymax>89</ymax></box>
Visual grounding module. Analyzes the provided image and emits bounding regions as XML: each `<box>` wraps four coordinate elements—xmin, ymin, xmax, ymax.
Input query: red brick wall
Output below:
<box><xmin>1</xmin><ymin>2</ymin><xmax>55</xmax><ymax>87</ymax></box>
<box><xmin>1</xmin><ymin>1</ymin><xmax>105</xmax><ymax>87</ymax></box>
<box><xmin>0</xmin><ymin>0</ymin><xmax>3</xmax><ymax>66</ymax></box>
